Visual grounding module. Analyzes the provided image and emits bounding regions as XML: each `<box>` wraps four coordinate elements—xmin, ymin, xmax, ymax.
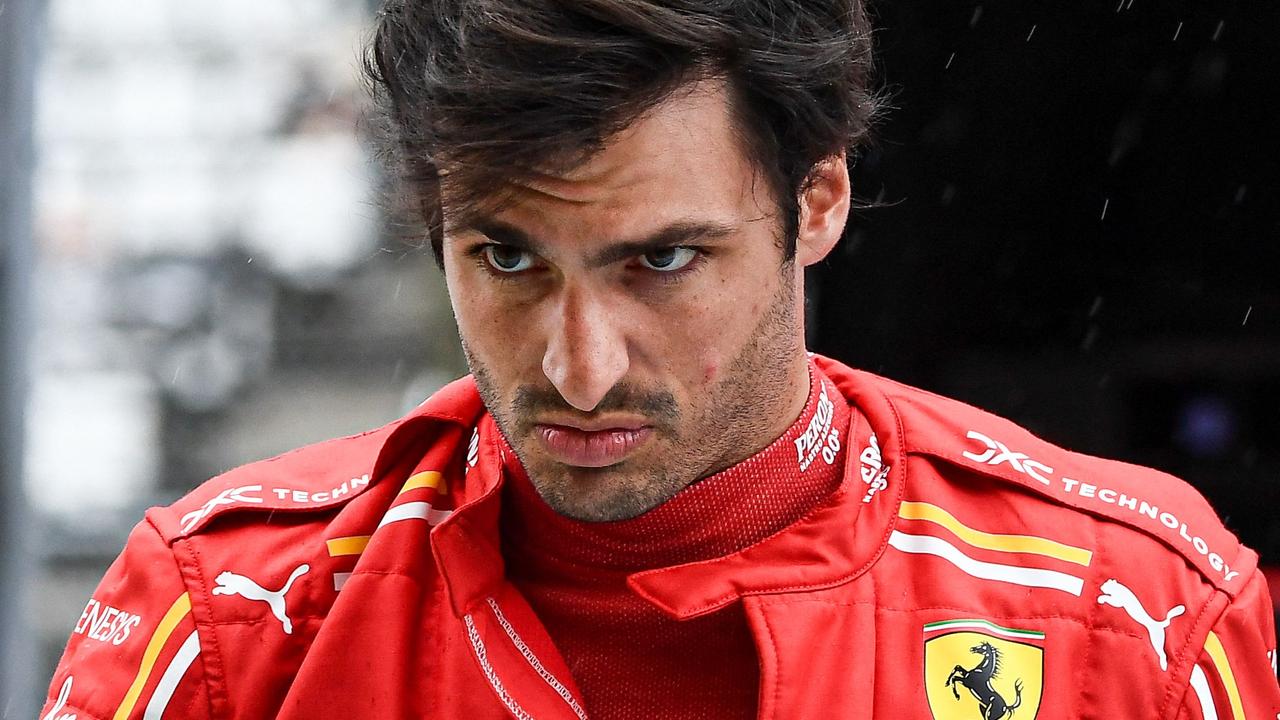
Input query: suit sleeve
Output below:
<box><xmin>1176</xmin><ymin>568</ymin><xmax>1280</xmax><ymax>720</ymax></box>
<box><xmin>40</xmin><ymin>519</ymin><xmax>211</xmax><ymax>720</ymax></box>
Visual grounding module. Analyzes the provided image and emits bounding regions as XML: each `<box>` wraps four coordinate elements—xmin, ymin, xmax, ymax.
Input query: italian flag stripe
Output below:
<box><xmin>923</xmin><ymin>618</ymin><xmax>1045</xmax><ymax>640</ymax></box>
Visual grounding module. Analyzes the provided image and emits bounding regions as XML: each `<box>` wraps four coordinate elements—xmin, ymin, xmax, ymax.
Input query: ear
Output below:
<box><xmin>794</xmin><ymin>154</ymin><xmax>851</xmax><ymax>267</ymax></box>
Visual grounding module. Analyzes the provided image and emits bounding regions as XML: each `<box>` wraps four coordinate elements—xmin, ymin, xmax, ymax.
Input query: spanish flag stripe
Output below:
<box><xmin>1204</xmin><ymin>631</ymin><xmax>1246</xmax><ymax>720</ymax></box>
<box><xmin>1189</xmin><ymin>665</ymin><xmax>1221</xmax><ymax>720</ymax></box>
<box><xmin>401</xmin><ymin>471</ymin><xmax>446</xmax><ymax>496</ymax></box>
<box><xmin>142</xmin><ymin>629</ymin><xmax>200</xmax><ymax>720</ymax></box>
<box><xmin>112</xmin><ymin>592</ymin><xmax>192</xmax><ymax>720</ymax></box>
<box><xmin>326</xmin><ymin>536</ymin><xmax>371</xmax><ymax>557</ymax></box>
<box><xmin>899</xmin><ymin>501</ymin><xmax>1093</xmax><ymax>566</ymax></box>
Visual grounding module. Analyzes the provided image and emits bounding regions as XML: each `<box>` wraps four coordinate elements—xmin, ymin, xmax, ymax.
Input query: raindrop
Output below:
<box><xmin>246</xmin><ymin>257</ymin><xmax>254</xmax><ymax>264</ymax></box>
<box><xmin>1109</xmin><ymin>116</ymin><xmax>1143</xmax><ymax>167</ymax></box>
<box><xmin>394</xmin><ymin>279</ymin><xmax>403</xmax><ymax>300</ymax></box>
<box><xmin>1081</xmin><ymin>326</ymin><xmax>1100</xmax><ymax>352</ymax></box>
<box><xmin>1115</xmin><ymin>0</ymin><xmax>1123</xmax><ymax>12</ymax></box>
<box><xmin>970</xmin><ymin>6</ymin><xmax>983</xmax><ymax>28</ymax></box>
<box><xmin>1234</xmin><ymin>185</ymin><xmax>1247</xmax><ymax>204</ymax></box>
<box><xmin>1100</xmin><ymin>198</ymin><xmax>1110</xmax><ymax>221</ymax></box>
<box><xmin>1187</xmin><ymin>54</ymin><xmax>1229</xmax><ymax>97</ymax></box>
<box><xmin>1172</xmin><ymin>21</ymin><xmax>1183</xmax><ymax>41</ymax></box>
<box><xmin>1242</xmin><ymin>306</ymin><xmax>1252</xmax><ymax>326</ymax></box>
<box><xmin>1089</xmin><ymin>296</ymin><xmax>1104</xmax><ymax>317</ymax></box>
<box><xmin>1212</xmin><ymin>20</ymin><xmax>1225</xmax><ymax>42</ymax></box>
<box><xmin>945</xmin><ymin>52</ymin><xmax>956</xmax><ymax>69</ymax></box>
<box><xmin>1126</xmin><ymin>0</ymin><xmax>1135</xmax><ymax>9</ymax></box>
<box><xmin>1026</xmin><ymin>24</ymin><xmax>1037</xmax><ymax>42</ymax></box>
<box><xmin>844</xmin><ymin>229</ymin><xmax>867</xmax><ymax>257</ymax></box>
<box><xmin>940</xmin><ymin>184</ymin><xmax>957</xmax><ymax>205</ymax></box>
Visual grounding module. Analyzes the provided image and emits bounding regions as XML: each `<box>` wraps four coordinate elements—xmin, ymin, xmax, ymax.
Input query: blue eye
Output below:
<box><xmin>638</xmin><ymin>247</ymin><xmax>697</xmax><ymax>272</ymax></box>
<box><xmin>482</xmin><ymin>245</ymin><xmax>535</xmax><ymax>273</ymax></box>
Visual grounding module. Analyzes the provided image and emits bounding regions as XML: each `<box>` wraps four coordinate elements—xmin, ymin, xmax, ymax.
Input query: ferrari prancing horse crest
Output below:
<box><xmin>924</xmin><ymin>619</ymin><xmax>1044</xmax><ymax>720</ymax></box>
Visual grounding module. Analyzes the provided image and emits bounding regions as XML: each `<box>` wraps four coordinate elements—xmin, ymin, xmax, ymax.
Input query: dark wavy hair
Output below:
<box><xmin>364</xmin><ymin>0</ymin><xmax>879</xmax><ymax>266</ymax></box>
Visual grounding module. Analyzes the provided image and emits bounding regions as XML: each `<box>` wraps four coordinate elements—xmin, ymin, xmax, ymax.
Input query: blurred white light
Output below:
<box><xmin>110</xmin><ymin>60</ymin><xmax>198</xmax><ymax>141</ymax></box>
<box><xmin>48</xmin><ymin>0</ymin><xmax>172</xmax><ymax>48</ymax></box>
<box><xmin>110</xmin><ymin>146</ymin><xmax>225</xmax><ymax>255</ymax></box>
<box><xmin>25</xmin><ymin>371</ymin><xmax>160</xmax><ymax>525</ymax></box>
<box><xmin>242</xmin><ymin>134</ymin><xmax>376</xmax><ymax>287</ymax></box>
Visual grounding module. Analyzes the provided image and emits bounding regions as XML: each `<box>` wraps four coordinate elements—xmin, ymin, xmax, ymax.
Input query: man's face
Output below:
<box><xmin>442</xmin><ymin>83</ymin><xmax>845</xmax><ymax>521</ymax></box>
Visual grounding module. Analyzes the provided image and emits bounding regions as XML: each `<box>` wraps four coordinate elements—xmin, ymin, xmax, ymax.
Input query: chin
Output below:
<box><xmin>530</xmin><ymin>464</ymin><xmax>681</xmax><ymax>522</ymax></box>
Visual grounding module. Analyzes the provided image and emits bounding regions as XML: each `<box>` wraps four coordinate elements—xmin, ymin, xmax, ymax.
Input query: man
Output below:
<box><xmin>43</xmin><ymin>1</ymin><xmax>1278</xmax><ymax>718</ymax></box>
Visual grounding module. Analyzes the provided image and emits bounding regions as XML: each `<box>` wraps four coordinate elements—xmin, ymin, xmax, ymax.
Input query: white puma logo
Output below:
<box><xmin>1097</xmin><ymin>578</ymin><xmax>1185</xmax><ymax>671</ymax></box>
<box><xmin>43</xmin><ymin>675</ymin><xmax>77</xmax><ymax>720</ymax></box>
<box><xmin>212</xmin><ymin>564</ymin><xmax>310</xmax><ymax>634</ymax></box>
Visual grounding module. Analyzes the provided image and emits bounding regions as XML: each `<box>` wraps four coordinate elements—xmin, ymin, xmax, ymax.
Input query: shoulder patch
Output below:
<box><xmin>838</xmin><ymin>365</ymin><xmax>1254</xmax><ymax>597</ymax></box>
<box><xmin>151</xmin><ymin>375</ymin><xmax>486</xmax><ymax>541</ymax></box>
<box><xmin>152</xmin><ymin>424</ymin><xmax>397</xmax><ymax>540</ymax></box>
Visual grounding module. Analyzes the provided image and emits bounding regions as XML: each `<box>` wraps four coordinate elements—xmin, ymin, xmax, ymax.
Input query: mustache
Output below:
<box><xmin>512</xmin><ymin>383</ymin><xmax>679</xmax><ymax>430</ymax></box>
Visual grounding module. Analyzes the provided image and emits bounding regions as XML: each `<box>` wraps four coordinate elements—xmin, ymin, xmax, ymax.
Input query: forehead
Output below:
<box><xmin>451</xmin><ymin>82</ymin><xmax>771</xmax><ymax>244</ymax></box>
<box><xmin>524</xmin><ymin>83</ymin><xmax>743</xmax><ymax>200</ymax></box>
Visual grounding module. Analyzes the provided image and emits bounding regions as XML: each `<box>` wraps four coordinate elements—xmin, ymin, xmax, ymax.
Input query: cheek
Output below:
<box><xmin>449</xmin><ymin>269</ymin><xmax>517</xmax><ymax>331</ymax></box>
<box><xmin>703</xmin><ymin>360</ymin><xmax>719</xmax><ymax>384</ymax></box>
<box><xmin>449</xmin><ymin>280</ymin><xmax>514</xmax><ymax>362</ymax></box>
<box><xmin>464</xmin><ymin>308</ymin><xmax>535</xmax><ymax>367</ymax></box>
<box><xmin>447</xmin><ymin>281</ymin><xmax>481</xmax><ymax>337</ymax></box>
<box><xmin>659</xmin><ymin>285</ymin><xmax>766</xmax><ymax>383</ymax></box>
<box><xmin>667</xmin><ymin>314</ymin><xmax>732</xmax><ymax>387</ymax></box>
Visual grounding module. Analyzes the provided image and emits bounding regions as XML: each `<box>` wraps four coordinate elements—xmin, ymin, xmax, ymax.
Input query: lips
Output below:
<box><xmin>535</xmin><ymin>424</ymin><xmax>654</xmax><ymax>468</ymax></box>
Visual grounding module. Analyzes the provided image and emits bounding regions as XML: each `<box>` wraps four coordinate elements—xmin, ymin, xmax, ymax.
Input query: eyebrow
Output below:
<box><xmin>466</xmin><ymin>219</ymin><xmax>738</xmax><ymax>269</ymax></box>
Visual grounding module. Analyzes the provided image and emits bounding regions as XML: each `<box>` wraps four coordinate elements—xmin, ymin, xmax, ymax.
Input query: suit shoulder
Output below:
<box><xmin>852</xmin><ymin>367</ymin><xmax>1255</xmax><ymax>596</ymax></box>
<box><xmin>148</xmin><ymin>374</ymin><xmax>486</xmax><ymax>542</ymax></box>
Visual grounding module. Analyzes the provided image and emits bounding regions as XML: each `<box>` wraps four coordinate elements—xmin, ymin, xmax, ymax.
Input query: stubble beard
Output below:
<box><xmin>465</xmin><ymin>269</ymin><xmax>801</xmax><ymax>522</ymax></box>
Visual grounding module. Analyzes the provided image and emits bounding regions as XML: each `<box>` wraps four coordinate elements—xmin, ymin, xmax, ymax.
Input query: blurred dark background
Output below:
<box><xmin>813</xmin><ymin>2</ymin><xmax>1280</xmax><ymax>576</ymax></box>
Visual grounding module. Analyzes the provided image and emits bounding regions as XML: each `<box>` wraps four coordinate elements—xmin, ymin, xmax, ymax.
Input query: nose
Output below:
<box><xmin>542</xmin><ymin>287</ymin><xmax>630</xmax><ymax>412</ymax></box>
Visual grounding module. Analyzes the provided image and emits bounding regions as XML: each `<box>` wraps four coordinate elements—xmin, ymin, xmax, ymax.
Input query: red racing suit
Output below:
<box><xmin>42</xmin><ymin>356</ymin><xmax>1280</xmax><ymax>719</ymax></box>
